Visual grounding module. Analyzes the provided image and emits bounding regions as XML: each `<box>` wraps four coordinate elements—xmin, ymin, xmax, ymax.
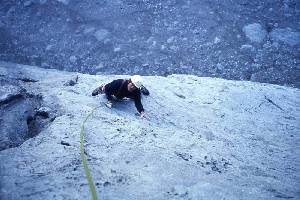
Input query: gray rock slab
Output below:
<box><xmin>0</xmin><ymin>84</ymin><xmax>24</xmax><ymax>105</ymax></box>
<box><xmin>0</xmin><ymin>88</ymin><xmax>41</xmax><ymax>150</ymax></box>
<box><xmin>0</xmin><ymin>61</ymin><xmax>299</xmax><ymax>200</ymax></box>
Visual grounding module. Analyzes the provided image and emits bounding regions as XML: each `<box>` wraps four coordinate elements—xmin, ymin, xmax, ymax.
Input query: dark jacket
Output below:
<box><xmin>105</xmin><ymin>79</ymin><xmax>144</xmax><ymax>113</ymax></box>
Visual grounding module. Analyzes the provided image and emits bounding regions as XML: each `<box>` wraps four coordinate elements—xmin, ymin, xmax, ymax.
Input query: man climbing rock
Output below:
<box><xmin>92</xmin><ymin>75</ymin><xmax>148</xmax><ymax>118</ymax></box>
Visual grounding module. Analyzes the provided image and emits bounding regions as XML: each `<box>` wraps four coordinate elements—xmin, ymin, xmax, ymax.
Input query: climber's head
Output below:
<box><xmin>128</xmin><ymin>75</ymin><xmax>143</xmax><ymax>92</ymax></box>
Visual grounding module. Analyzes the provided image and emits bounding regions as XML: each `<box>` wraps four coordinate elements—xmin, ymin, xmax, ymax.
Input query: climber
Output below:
<box><xmin>92</xmin><ymin>75</ymin><xmax>148</xmax><ymax>118</ymax></box>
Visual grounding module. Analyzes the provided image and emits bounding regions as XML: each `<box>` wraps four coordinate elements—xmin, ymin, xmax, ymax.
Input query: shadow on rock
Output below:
<box><xmin>0</xmin><ymin>80</ymin><xmax>57</xmax><ymax>151</ymax></box>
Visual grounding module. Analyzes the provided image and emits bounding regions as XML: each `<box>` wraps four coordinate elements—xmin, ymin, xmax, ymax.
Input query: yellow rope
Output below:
<box><xmin>80</xmin><ymin>106</ymin><xmax>99</xmax><ymax>200</ymax></box>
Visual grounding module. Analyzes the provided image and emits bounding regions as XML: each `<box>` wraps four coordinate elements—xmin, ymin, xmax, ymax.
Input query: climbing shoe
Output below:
<box><xmin>92</xmin><ymin>84</ymin><xmax>105</xmax><ymax>96</ymax></box>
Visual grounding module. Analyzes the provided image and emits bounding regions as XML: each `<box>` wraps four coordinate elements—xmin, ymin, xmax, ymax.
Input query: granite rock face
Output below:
<box><xmin>0</xmin><ymin>77</ymin><xmax>42</xmax><ymax>150</ymax></box>
<box><xmin>0</xmin><ymin>64</ymin><xmax>59</xmax><ymax>150</ymax></box>
<box><xmin>0</xmin><ymin>61</ymin><xmax>299</xmax><ymax>200</ymax></box>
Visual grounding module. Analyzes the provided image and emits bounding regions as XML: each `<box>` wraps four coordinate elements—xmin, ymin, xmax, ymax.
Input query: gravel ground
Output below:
<box><xmin>0</xmin><ymin>0</ymin><xmax>299</xmax><ymax>87</ymax></box>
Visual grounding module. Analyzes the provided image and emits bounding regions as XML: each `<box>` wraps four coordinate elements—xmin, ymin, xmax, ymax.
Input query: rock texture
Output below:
<box><xmin>243</xmin><ymin>23</ymin><xmax>267</xmax><ymax>43</ymax></box>
<box><xmin>0</xmin><ymin>61</ymin><xmax>299</xmax><ymax>200</ymax></box>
